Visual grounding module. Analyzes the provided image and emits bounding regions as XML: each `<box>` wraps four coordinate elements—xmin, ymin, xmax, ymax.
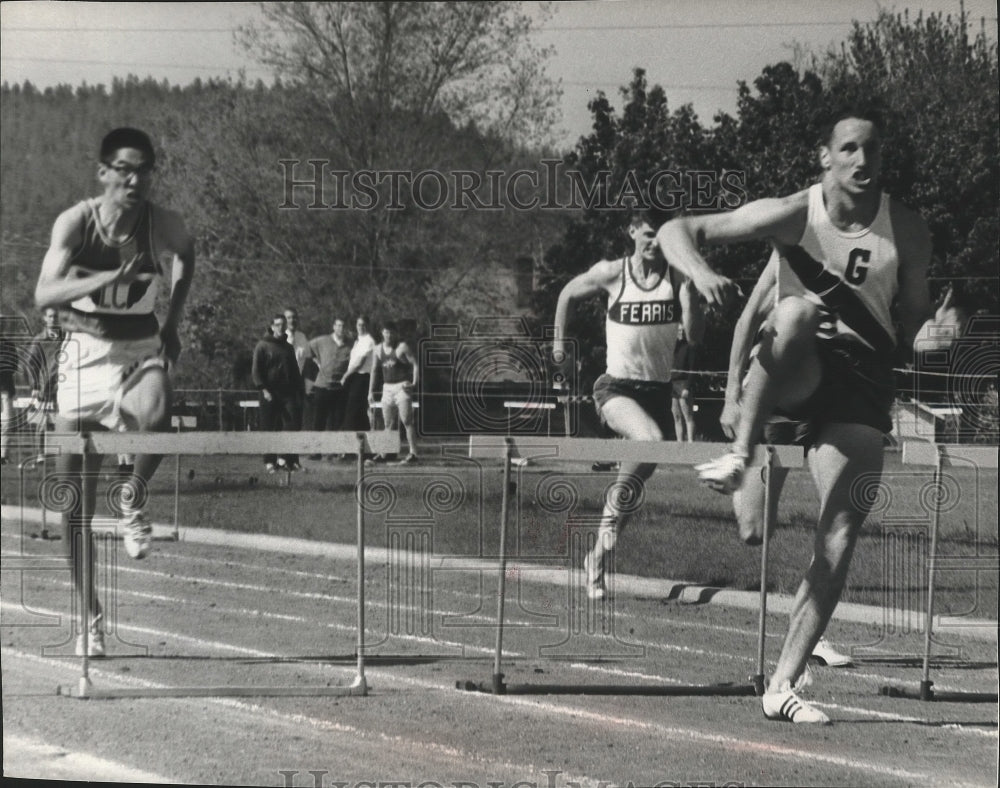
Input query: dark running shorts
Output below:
<box><xmin>762</xmin><ymin>338</ymin><xmax>894</xmax><ymax>449</ymax></box>
<box><xmin>592</xmin><ymin>374</ymin><xmax>676</xmax><ymax>439</ymax></box>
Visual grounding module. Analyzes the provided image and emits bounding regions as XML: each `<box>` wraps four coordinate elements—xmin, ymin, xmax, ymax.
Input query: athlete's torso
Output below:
<box><xmin>378</xmin><ymin>343</ymin><xmax>412</xmax><ymax>385</ymax></box>
<box><xmin>60</xmin><ymin>199</ymin><xmax>162</xmax><ymax>339</ymax></box>
<box><xmin>777</xmin><ymin>183</ymin><xmax>900</xmax><ymax>355</ymax></box>
<box><xmin>605</xmin><ymin>257</ymin><xmax>681</xmax><ymax>383</ymax></box>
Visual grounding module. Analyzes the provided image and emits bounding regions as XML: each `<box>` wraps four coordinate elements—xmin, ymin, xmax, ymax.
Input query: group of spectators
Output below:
<box><xmin>0</xmin><ymin>307</ymin><xmax>65</xmax><ymax>464</ymax></box>
<box><xmin>250</xmin><ymin>308</ymin><xmax>419</xmax><ymax>471</ymax></box>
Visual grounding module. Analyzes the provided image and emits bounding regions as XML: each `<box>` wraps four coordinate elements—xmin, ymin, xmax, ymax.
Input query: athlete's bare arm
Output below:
<box><xmin>35</xmin><ymin>204</ymin><xmax>140</xmax><ymax>308</ymax></box>
<box><xmin>892</xmin><ymin>203</ymin><xmax>965</xmax><ymax>352</ymax></box>
<box><xmin>678</xmin><ymin>277</ymin><xmax>705</xmax><ymax>347</ymax></box>
<box><xmin>553</xmin><ymin>260</ymin><xmax>620</xmax><ymax>349</ymax></box>
<box><xmin>399</xmin><ymin>342</ymin><xmax>419</xmax><ymax>388</ymax></box>
<box><xmin>153</xmin><ymin>206</ymin><xmax>196</xmax><ymax>363</ymax></box>
<box><xmin>656</xmin><ymin>192</ymin><xmax>809</xmax><ymax>305</ymax></box>
<box><xmin>719</xmin><ymin>252</ymin><xmax>779</xmax><ymax>439</ymax></box>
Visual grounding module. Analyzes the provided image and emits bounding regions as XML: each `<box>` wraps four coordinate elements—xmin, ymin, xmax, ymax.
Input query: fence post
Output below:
<box><xmin>217</xmin><ymin>388</ymin><xmax>223</xmax><ymax>432</ymax></box>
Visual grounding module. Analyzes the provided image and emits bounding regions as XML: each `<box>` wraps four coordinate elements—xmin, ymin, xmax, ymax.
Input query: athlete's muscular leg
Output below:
<box><xmin>767</xmin><ymin>423</ymin><xmax>884</xmax><ymax>692</ymax></box>
<box><xmin>398</xmin><ymin>391</ymin><xmax>418</xmax><ymax>457</ymax></box>
<box><xmin>119</xmin><ymin>365</ymin><xmax>171</xmax><ymax>510</ymax></box>
<box><xmin>733</xmin><ymin>465</ymin><xmax>791</xmax><ymax>545</ymax></box>
<box><xmin>733</xmin><ymin>297</ymin><xmax>823</xmax><ymax>459</ymax></box>
<box><xmin>54</xmin><ymin>416</ymin><xmax>104</xmax><ymax>621</ymax></box>
<box><xmin>587</xmin><ymin>397</ymin><xmax>663</xmax><ymax>573</ymax></box>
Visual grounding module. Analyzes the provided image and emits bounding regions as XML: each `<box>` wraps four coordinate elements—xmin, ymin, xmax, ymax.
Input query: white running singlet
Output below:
<box><xmin>777</xmin><ymin>183</ymin><xmax>900</xmax><ymax>356</ymax></box>
<box><xmin>605</xmin><ymin>258</ymin><xmax>680</xmax><ymax>383</ymax></box>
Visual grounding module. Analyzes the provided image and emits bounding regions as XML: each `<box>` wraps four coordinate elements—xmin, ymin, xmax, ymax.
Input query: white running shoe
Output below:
<box><xmin>695</xmin><ymin>453</ymin><xmax>747</xmax><ymax>494</ymax></box>
<box><xmin>582</xmin><ymin>553</ymin><xmax>606</xmax><ymax>601</ymax></box>
<box><xmin>762</xmin><ymin>687</ymin><xmax>830</xmax><ymax>724</ymax></box>
<box><xmin>75</xmin><ymin>616</ymin><xmax>105</xmax><ymax>658</ymax></box>
<box><xmin>811</xmin><ymin>637</ymin><xmax>854</xmax><ymax>667</ymax></box>
<box><xmin>121</xmin><ymin>510</ymin><xmax>152</xmax><ymax>559</ymax></box>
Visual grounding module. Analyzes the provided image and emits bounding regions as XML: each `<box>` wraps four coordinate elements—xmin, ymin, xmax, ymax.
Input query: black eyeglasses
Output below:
<box><xmin>104</xmin><ymin>161</ymin><xmax>155</xmax><ymax>178</ymax></box>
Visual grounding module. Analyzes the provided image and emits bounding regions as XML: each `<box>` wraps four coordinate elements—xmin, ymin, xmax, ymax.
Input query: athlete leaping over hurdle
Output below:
<box><xmin>553</xmin><ymin>209</ymin><xmax>706</xmax><ymax>602</ymax></box>
<box><xmin>34</xmin><ymin>127</ymin><xmax>195</xmax><ymax>657</ymax></box>
<box><xmin>656</xmin><ymin>104</ymin><xmax>967</xmax><ymax>723</ymax></box>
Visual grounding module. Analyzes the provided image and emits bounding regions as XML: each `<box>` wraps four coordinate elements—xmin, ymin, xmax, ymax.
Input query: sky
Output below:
<box><xmin>0</xmin><ymin>0</ymin><xmax>996</xmax><ymax>148</ymax></box>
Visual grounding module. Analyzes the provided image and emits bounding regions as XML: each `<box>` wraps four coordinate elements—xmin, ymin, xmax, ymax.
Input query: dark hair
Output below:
<box><xmin>272</xmin><ymin>313</ymin><xmax>286</xmax><ymax>323</ymax></box>
<box><xmin>382</xmin><ymin>321</ymin><xmax>398</xmax><ymax>333</ymax></box>
<box><xmin>819</xmin><ymin>104</ymin><xmax>884</xmax><ymax>147</ymax></box>
<box><xmin>100</xmin><ymin>127</ymin><xmax>155</xmax><ymax>165</ymax></box>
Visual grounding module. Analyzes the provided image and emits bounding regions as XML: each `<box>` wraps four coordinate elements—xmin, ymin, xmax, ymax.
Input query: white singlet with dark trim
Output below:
<box><xmin>605</xmin><ymin>257</ymin><xmax>680</xmax><ymax>383</ymax></box>
<box><xmin>777</xmin><ymin>183</ymin><xmax>899</xmax><ymax>355</ymax></box>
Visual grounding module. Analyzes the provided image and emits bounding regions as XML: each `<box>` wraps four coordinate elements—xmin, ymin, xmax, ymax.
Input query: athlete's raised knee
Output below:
<box><xmin>769</xmin><ymin>296</ymin><xmax>823</xmax><ymax>336</ymax></box>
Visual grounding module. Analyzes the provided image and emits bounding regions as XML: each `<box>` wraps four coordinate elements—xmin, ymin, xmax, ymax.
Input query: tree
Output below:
<box><xmin>235</xmin><ymin>1</ymin><xmax>562</xmax><ymax>273</ymax></box>
<box><xmin>533</xmin><ymin>69</ymin><xmax>717</xmax><ymax>385</ymax></box>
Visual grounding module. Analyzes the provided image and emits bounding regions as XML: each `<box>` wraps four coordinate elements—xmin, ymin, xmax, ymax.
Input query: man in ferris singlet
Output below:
<box><xmin>553</xmin><ymin>210</ymin><xmax>705</xmax><ymax>603</ymax></box>
<box><xmin>34</xmin><ymin>127</ymin><xmax>195</xmax><ymax>657</ymax></box>
<box><xmin>657</xmin><ymin>106</ymin><xmax>967</xmax><ymax>724</ymax></box>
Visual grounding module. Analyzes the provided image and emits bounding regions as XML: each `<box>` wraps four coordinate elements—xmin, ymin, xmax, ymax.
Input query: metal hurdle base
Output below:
<box><xmin>456</xmin><ymin>438</ymin><xmax>802</xmax><ymax>698</ymax></box>
<box><xmin>57</xmin><ymin>675</ymin><xmax>370</xmax><ymax>700</ymax></box>
<box><xmin>879</xmin><ymin>682</ymin><xmax>998</xmax><ymax>704</ymax></box>
<box><xmin>456</xmin><ymin>677</ymin><xmax>764</xmax><ymax>696</ymax></box>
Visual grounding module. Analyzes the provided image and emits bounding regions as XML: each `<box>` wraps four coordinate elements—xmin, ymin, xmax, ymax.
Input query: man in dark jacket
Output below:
<box><xmin>252</xmin><ymin>314</ymin><xmax>303</xmax><ymax>472</ymax></box>
<box><xmin>23</xmin><ymin>306</ymin><xmax>65</xmax><ymax>453</ymax></box>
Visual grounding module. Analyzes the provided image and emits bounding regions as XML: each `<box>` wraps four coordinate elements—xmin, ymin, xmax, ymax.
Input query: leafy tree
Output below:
<box><xmin>235</xmin><ymin>1</ymin><xmax>561</xmax><ymax>273</ymax></box>
<box><xmin>533</xmin><ymin>69</ymin><xmax>717</xmax><ymax>384</ymax></box>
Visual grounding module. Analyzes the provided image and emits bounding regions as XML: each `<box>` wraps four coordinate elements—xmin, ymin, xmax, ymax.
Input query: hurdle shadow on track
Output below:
<box><xmin>456</xmin><ymin>436</ymin><xmax>805</xmax><ymax>697</ymax></box>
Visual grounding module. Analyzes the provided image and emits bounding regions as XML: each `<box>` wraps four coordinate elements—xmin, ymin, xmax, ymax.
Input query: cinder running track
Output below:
<box><xmin>2</xmin><ymin>508</ymin><xmax>996</xmax><ymax>788</ymax></box>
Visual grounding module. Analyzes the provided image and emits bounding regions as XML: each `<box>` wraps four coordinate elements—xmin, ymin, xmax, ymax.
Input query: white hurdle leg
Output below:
<box><xmin>353</xmin><ymin>434</ymin><xmax>368</xmax><ymax>692</ymax></box>
<box><xmin>917</xmin><ymin>444</ymin><xmax>945</xmax><ymax>701</ymax></box>
<box><xmin>753</xmin><ymin>446</ymin><xmax>774</xmax><ymax>696</ymax></box>
<box><xmin>489</xmin><ymin>440</ymin><xmax>514</xmax><ymax>693</ymax></box>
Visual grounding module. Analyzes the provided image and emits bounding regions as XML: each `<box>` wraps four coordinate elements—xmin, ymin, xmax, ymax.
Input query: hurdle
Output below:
<box><xmin>456</xmin><ymin>436</ymin><xmax>805</xmax><ymax>695</ymax></box>
<box><xmin>47</xmin><ymin>429</ymin><xmax>399</xmax><ymax>700</ymax></box>
<box><xmin>879</xmin><ymin>441</ymin><xmax>999</xmax><ymax>704</ymax></box>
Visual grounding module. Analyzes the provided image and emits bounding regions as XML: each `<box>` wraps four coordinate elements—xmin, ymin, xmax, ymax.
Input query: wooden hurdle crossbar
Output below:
<box><xmin>879</xmin><ymin>441</ymin><xmax>999</xmax><ymax>704</ymax></box>
<box><xmin>456</xmin><ymin>436</ymin><xmax>805</xmax><ymax>696</ymax></box>
<box><xmin>47</xmin><ymin>430</ymin><xmax>399</xmax><ymax>700</ymax></box>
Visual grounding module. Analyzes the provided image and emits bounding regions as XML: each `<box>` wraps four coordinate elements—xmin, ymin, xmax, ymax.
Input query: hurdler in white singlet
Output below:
<box><xmin>777</xmin><ymin>183</ymin><xmax>900</xmax><ymax>356</ymax></box>
<box><xmin>605</xmin><ymin>258</ymin><xmax>681</xmax><ymax>383</ymax></box>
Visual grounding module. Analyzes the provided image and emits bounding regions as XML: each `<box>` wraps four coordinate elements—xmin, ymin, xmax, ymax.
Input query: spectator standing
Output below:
<box><xmin>342</xmin><ymin>315</ymin><xmax>376</xmax><ymax>431</ymax></box>
<box><xmin>253</xmin><ymin>314</ymin><xmax>303</xmax><ymax>472</ymax></box>
<box><xmin>305</xmin><ymin>317</ymin><xmax>352</xmax><ymax>459</ymax></box>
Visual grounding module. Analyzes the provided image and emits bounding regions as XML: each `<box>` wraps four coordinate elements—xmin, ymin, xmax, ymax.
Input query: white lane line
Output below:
<box><xmin>1</xmin><ymin>529</ymin><xmax>780</xmax><ymax>642</ymax></box>
<box><xmin>4</xmin><ymin>538</ymin><xmax>991</xmax><ymax>693</ymax></box>
<box><xmin>2</xmin><ymin>648</ymin><xmax>606</xmax><ymax>788</ymax></box>
<box><xmin>3</xmin><ymin>732</ymin><xmax>173</xmax><ymax>783</ymax></box>
<box><xmin>153</xmin><ymin>542</ymin><xmax>783</xmax><ymax>638</ymax></box>
<box><xmin>368</xmin><ymin>671</ymin><xmax>985</xmax><ymax>786</ymax></box>
<box><xmin>4</xmin><ymin>638</ymin><xmax>990</xmax><ymax>785</ymax></box>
